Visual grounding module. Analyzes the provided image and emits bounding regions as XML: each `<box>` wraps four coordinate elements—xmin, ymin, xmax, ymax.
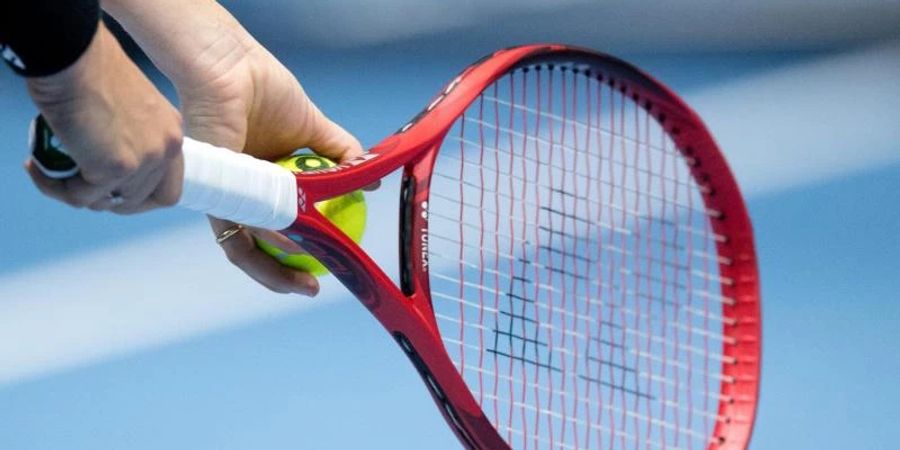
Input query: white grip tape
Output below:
<box><xmin>177</xmin><ymin>138</ymin><xmax>298</xmax><ymax>230</ymax></box>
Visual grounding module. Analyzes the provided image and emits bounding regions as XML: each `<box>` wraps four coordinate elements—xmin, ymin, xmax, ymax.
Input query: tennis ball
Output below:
<box><xmin>254</xmin><ymin>154</ymin><xmax>366</xmax><ymax>276</ymax></box>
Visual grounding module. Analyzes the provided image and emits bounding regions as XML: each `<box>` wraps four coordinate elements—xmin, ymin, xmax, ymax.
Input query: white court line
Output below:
<box><xmin>0</xmin><ymin>222</ymin><xmax>345</xmax><ymax>386</ymax></box>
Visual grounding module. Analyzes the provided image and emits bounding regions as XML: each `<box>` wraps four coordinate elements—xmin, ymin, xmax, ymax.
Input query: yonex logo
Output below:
<box><xmin>420</xmin><ymin>200</ymin><xmax>429</xmax><ymax>271</ymax></box>
<box><xmin>420</xmin><ymin>228</ymin><xmax>429</xmax><ymax>271</ymax></box>
<box><xmin>297</xmin><ymin>187</ymin><xmax>307</xmax><ymax>212</ymax></box>
<box><xmin>1</xmin><ymin>45</ymin><xmax>25</xmax><ymax>70</ymax></box>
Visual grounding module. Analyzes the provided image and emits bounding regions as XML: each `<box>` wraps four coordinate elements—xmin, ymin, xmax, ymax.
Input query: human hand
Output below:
<box><xmin>105</xmin><ymin>0</ymin><xmax>365</xmax><ymax>295</ymax></box>
<box><xmin>25</xmin><ymin>22</ymin><xmax>183</xmax><ymax>214</ymax></box>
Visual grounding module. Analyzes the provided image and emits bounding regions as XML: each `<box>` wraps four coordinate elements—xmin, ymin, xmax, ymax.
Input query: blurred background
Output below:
<box><xmin>1</xmin><ymin>1</ymin><xmax>898</xmax><ymax>449</ymax></box>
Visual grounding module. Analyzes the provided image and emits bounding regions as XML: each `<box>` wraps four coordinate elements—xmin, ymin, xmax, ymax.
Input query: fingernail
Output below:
<box><xmin>298</xmin><ymin>280</ymin><xmax>319</xmax><ymax>297</ymax></box>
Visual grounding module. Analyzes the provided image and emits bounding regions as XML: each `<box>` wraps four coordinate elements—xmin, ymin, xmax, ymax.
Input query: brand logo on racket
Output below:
<box><xmin>420</xmin><ymin>201</ymin><xmax>429</xmax><ymax>271</ymax></box>
<box><xmin>297</xmin><ymin>188</ymin><xmax>307</xmax><ymax>212</ymax></box>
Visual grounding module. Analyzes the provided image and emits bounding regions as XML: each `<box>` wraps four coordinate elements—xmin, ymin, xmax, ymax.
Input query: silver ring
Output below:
<box><xmin>216</xmin><ymin>224</ymin><xmax>244</xmax><ymax>244</ymax></box>
<box><xmin>108</xmin><ymin>191</ymin><xmax>125</xmax><ymax>206</ymax></box>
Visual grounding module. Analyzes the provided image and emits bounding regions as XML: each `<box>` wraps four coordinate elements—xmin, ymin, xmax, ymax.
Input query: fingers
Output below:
<box><xmin>26</xmin><ymin>159</ymin><xmax>109</xmax><ymax>207</ymax></box>
<box><xmin>29</xmin><ymin>141</ymin><xmax>182</xmax><ymax>215</ymax></box>
<box><xmin>210</xmin><ymin>217</ymin><xmax>320</xmax><ymax>296</ymax></box>
<box><xmin>26</xmin><ymin>157</ymin><xmax>162</xmax><ymax>213</ymax></box>
<box><xmin>100</xmin><ymin>165</ymin><xmax>163</xmax><ymax>212</ymax></box>
<box><xmin>101</xmin><ymin>151</ymin><xmax>184</xmax><ymax>215</ymax></box>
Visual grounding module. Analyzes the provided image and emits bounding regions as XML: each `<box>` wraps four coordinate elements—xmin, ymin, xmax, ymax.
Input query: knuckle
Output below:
<box><xmin>76</xmin><ymin>168</ymin><xmax>107</xmax><ymax>185</ymax></box>
<box><xmin>161</xmin><ymin>133</ymin><xmax>183</xmax><ymax>160</ymax></box>
<box><xmin>105</xmin><ymin>156</ymin><xmax>139</xmax><ymax>179</ymax></box>
<box><xmin>84</xmin><ymin>163</ymin><xmax>133</xmax><ymax>185</ymax></box>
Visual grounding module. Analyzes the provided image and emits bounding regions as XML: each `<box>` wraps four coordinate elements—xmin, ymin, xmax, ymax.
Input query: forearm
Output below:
<box><xmin>103</xmin><ymin>0</ymin><xmax>267</xmax><ymax>152</ymax></box>
<box><xmin>102</xmin><ymin>0</ymin><xmax>255</xmax><ymax>85</ymax></box>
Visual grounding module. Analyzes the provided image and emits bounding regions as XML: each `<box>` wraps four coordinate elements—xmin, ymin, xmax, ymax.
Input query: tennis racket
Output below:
<box><xmin>31</xmin><ymin>44</ymin><xmax>761</xmax><ymax>450</ymax></box>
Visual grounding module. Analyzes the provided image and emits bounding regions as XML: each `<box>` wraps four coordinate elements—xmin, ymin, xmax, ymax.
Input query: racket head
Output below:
<box><xmin>287</xmin><ymin>44</ymin><xmax>760</xmax><ymax>450</ymax></box>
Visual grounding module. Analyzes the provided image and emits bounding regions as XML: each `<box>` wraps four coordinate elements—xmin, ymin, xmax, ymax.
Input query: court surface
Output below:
<box><xmin>0</xmin><ymin>31</ymin><xmax>897</xmax><ymax>450</ymax></box>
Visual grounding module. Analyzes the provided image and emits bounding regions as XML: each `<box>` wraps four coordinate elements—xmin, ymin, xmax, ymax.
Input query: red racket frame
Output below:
<box><xmin>282</xmin><ymin>44</ymin><xmax>760</xmax><ymax>450</ymax></box>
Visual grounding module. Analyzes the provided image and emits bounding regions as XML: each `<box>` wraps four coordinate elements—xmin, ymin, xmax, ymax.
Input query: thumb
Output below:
<box><xmin>302</xmin><ymin>104</ymin><xmax>365</xmax><ymax>163</ymax></box>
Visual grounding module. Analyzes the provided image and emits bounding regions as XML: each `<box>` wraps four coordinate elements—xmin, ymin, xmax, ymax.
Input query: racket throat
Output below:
<box><xmin>394</xmin><ymin>332</ymin><xmax>481</xmax><ymax>450</ymax></box>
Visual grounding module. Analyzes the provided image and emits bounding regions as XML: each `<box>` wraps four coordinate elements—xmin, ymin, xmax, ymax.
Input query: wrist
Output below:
<box><xmin>26</xmin><ymin>23</ymin><xmax>115</xmax><ymax>110</ymax></box>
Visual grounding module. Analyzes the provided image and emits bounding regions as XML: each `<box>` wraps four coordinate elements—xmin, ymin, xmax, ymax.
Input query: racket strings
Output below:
<box><xmin>432</xmin><ymin>157</ymin><xmax>725</xmax><ymax>244</ymax></box>
<box><xmin>432</xmin><ymin>281</ymin><xmax>737</xmax><ymax>354</ymax></box>
<box><xmin>427</xmin><ymin>204</ymin><xmax>727</xmax><ymax>291</ymax></box>
<box><xmin>430</xmin><ymin>66</ymin><xmax>723</xmax><ymax>450</ymax></box>
<box><xmin>456</xmin><ymin>360</ymin><xmax>727</xmax><ymax>423</ymax></box>
<box><xmin>470</xmin><ymin>383</ymin><xmax>712</xmax><ymax>443</ymax></box>
<box><xmin>429</xmin><ymin>249</ymin><xmax>736</xmax><ymax>320</ymax></box>
<box><xmin>435</xmin><ymin>315</ymin><xmax>736</xmax><ymax>388</ymax></box>
<box><xmin>449</xmin><ymin>125</ymin><xmax>710</xmax><ymax>212</ymax></box>
<box><xmin>471</xmin><ymin>97</ymin><xmax>698</xmax><ymax>176</ymax></box>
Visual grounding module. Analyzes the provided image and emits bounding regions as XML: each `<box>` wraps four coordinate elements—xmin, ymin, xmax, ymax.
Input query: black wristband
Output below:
<box><xmin>0</xmin><ymin>0</ymin><xmax>102</xmax><ymax>77</ymax></box>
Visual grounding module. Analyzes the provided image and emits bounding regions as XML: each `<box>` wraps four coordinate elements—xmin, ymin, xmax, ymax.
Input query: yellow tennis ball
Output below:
<box><xmin>254</xmin><ymin>154</ymin><xmax>366</xmax><ymax>276</ymax></box>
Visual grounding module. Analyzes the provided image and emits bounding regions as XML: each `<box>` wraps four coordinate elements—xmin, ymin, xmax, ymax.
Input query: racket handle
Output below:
<box><xmin>178</xmin><ymin>139</ymin><xmax>298</xmax><ymax>230</ymax></box>
<box><xmin>29</xmin><ymin>115</ymin><xmax>298</xmax><ymax>230</ymax></box>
